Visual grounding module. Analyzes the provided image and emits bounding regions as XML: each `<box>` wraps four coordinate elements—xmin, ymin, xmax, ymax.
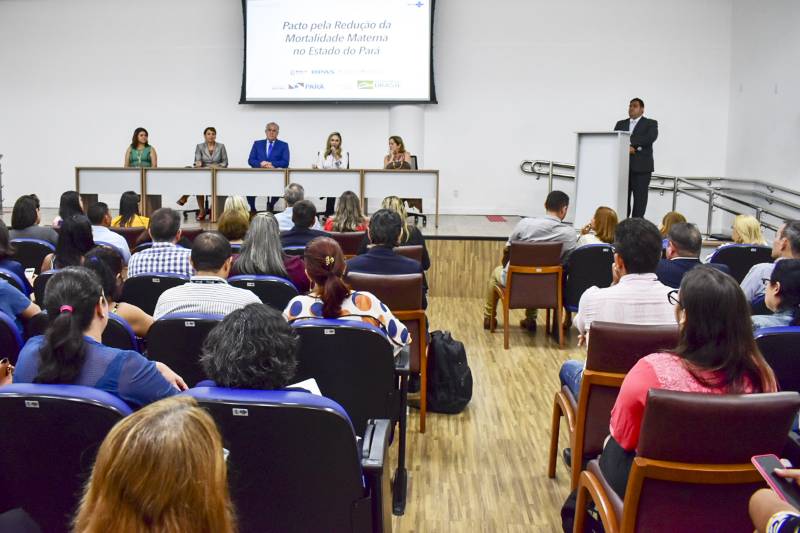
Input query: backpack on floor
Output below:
<box><xmin>426</xmin><ymin>331</ymin><xmax>472</xmax><ymax>414</ymax></box>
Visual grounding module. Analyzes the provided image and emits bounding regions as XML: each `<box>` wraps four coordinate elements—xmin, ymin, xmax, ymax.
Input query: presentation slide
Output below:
<box><xmin>243</xmin><ymin>0</ymin><xmax>435</xmax><ymax>103</ymax></box>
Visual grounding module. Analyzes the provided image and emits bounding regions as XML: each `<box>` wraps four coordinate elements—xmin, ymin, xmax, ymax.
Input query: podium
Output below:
<box><xmin>573</xmin><ymin>131</ymin><xmax>630</xmax><ymax>228</ymax></box>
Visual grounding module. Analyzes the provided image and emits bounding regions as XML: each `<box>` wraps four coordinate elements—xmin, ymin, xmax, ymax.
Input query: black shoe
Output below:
<box><xmin>562</xmin><ymin>447</ymin><xmax>572</xmax><ymax>467</ymax></box>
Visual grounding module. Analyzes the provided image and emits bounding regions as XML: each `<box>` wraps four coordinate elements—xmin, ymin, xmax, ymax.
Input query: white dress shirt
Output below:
<box><xmin>91</xmin><ymin>225</ymin><xmax>131</xmax><ymax>264</ymax></box>
<box><xmin>575</xmin><ymin>273</ymin><xmax>676</xmax><ymax>339</ymax></box>
<box><xmin>629</xmin><ymin>116</ymin><xmax>641</xmax><ymax>133</ymax></box>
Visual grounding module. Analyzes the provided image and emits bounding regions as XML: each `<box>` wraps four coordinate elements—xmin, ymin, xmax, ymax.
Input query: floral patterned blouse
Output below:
<box><xmin>283</xmin><ymin>290</ymin><xmax>411</xmax><ymax>348</ymax></box>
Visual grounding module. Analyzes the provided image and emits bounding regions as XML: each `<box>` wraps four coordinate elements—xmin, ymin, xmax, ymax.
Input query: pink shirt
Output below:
<box><xmin>610</xmin><ymin>353</ymin><xmax>757</xmax><ymax>451</ymax></box>
<box><xmin>575</xmin><ymin>273</ymin><xmax>676</xmax><ymax>341</ymax></box>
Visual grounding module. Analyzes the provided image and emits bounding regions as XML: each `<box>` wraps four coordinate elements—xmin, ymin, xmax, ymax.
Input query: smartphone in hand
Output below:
<box><xmin>752</xmin><ymin>454</ymin><xmax>800</xmax><ymax>509</ymax></box>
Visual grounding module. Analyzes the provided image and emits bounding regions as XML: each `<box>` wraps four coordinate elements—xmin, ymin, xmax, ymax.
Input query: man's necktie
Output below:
<box><xmin>267</xmin><ymin>141</ymin><xmax>273</xmax><ymax>158</ymax></box>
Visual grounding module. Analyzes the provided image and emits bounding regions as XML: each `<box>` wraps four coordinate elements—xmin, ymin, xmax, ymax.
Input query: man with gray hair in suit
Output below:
<box><xmin>274</xmin><ymin>183</ymin><xmax>322</xmax><ymax>232</ymax></box>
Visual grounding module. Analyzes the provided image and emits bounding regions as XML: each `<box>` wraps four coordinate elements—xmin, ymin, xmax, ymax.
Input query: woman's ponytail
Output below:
<box><xmin>303</xmin><ymin>237</ymin><xmax>349</xmax><ymax>318</ymax></box>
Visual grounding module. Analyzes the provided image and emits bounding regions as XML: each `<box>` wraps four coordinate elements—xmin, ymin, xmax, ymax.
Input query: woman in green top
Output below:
<box><xmin>124</xmin><ymin>127</ymin><xmax>158</xmax><ymax>168</ymax></box>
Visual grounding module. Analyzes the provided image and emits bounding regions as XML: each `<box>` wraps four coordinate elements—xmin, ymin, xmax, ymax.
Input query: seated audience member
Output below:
<box><xmin>659</xmin><ymin>210</ymin><xmax>687</xmax><ymax>248</ymax></box>
<box><xmin>559</xmin><ymin>218</ymin><xmax>676</xmax><ymax>398</ymax></box>
<box><xmin>562</xmin><ymin>266</ymin><xmax>777</xmax><ymax>529</ymax></box>
<box><xmin>13</xmin><ymin>267</ymin><xmax>185</xmax><ymax>407</ymax></box>
<box><xmin>576</xmin><ymin>206</ymin><xmax>617</xmax><ymax>247</ymax></box>
<box><xmin>741</xmin><ymin>220</ymin><xmax>800</xmax><ymax>303</ymax></box>
<box><xmin>275</xmin><ymin>183</ymin><xmax>322</xmax><ymax>232</ymax></box>
<box><xmin>200</xmin><ymin>303</ymin><xmax>298</xmax><ymax>389</ymax></box>
<box><xmin>52</xmin><ymin>190</ymin><xmax>84</xmax><ymax>229</ymax></box>
<box><xmin>9</xmin><ymin>194</ymin><xmax>59</xmax><ymax>245</ymax></box>
<box><xmin>752</xmin><ymin>258</ymin><xmax>800</xmax><ymax>330</ymax></box>
<box><xmin>750</xmin><ymin>470</ymin><xmax>800</xmax><ymax>533</ymax></box>
<box><xmin>127</xmin><ymin>208</ymin><xmax>192</xmax><ymax>278</ymax></box>
<box><xmin>217</xmin><ymin>196</ymin><xmax>250</xmax><ymax>245</ymax></box>
<box><xmin>232</xmin><ymin>213</ymin><xmax>310</xmax><ymax>293</ymax></box>
<box><xmin>483</xmin><ymin>190</ymin><xmax>577</xmax><ymax>330</ymax></box>
<box><xmin>87</xmin><ymin>202</ymin><xmax>131</xmax><ymax>264</ymax></box>
<box><xmin>704</xmin><ymin>214</ymin><xmax>769</xmax><ymax>262</ymax></box>
<box><xmin>73</xmin><ymin>396</ymin><xmax>235</xmax><ymax>533</ymax></box>
<box><xmin>357</xmin><ymin>196</ymin><xmax>431</xmax><ymax>271</ymax></box>
<box><xmin>111</xmin><ymin>191</ymin><xmax>149</xmax><ymax>228</ymax></box>
<box><xmin>84</xmin><ymin>247</ymin><xmax>154</xmax><ymax>337</ymax></box>
<box><xmin>323</xmin><ymin>190</ymin><xmax>367</xmax><ymax>232</ymax></box>
<box><xmin>656</xmin><ymin>222</ymin><xmax>729</xmax><ymax>288</ymax></box>
<box><xmin>41</xmin><ymin>214</ymin><xmax>95</xmax><ymax>272</ymax></box>
<box><xmin>153</xmin><ymin>232</ymin><xmax>260</xmax><ymax>319</ymax></box>
<box><xmin>280</xmin><ymin>200</ymin><xmax>328</xmax><ymax>249</ymax></box>
<box><xmin>0</xmin><ymin>279</ymin><xmax>40</xmax><ymax>332</ymax></box>
<box><xmin>0</xmin><ymin>220</ymin><xmax>32</xmax><ymax>294</ymax></box>
<box><xmin>283</xmin><ymin>237</ymin><xmax>411</xmax><ymax>350</ymax></box>
<box><xmin>347</xmin><ymin>208</ymin><xmax>427</xmax><ymax>308</ymax></box>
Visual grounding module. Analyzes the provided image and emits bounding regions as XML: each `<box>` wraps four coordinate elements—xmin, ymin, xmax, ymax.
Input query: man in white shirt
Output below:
<box><xmin>87</xmin><ymin>202</ymin><xmax>131</xmax><ymax>264</ymax></box>
<box><xmin>560</xmin><ymin>218</ymin><xmax>676</xmax><ymax>398</ymax></box>
<box><xmin>740</xmin><ymin>220</ymin><xmax>800</xmax><ymax>303</ymax></box>
<box><xmin>153</xmin><ymin>231</ymin><xmax>260</xmax><ymax>319</ymax></box>
<box><xmin>274</xmin><ymin>183</ymin><xmax>323</xmax><ymax>232</ymax></box>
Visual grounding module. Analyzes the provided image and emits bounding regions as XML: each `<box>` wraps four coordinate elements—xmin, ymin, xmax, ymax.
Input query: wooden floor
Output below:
<box><xmin>392</xmin><ymin>296</ymin><xmax>579</xmax><ymax>532</ymax></box>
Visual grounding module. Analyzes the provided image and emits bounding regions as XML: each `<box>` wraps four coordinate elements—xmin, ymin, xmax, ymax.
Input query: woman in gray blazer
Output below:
<box><xmin>178</xmin><ymin>126</ymin><xmax>229</xmax><ymax>220</ymax></box>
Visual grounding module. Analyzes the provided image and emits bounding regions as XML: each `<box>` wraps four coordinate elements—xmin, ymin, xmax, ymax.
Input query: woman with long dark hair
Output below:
<box><xmin>13</xmin><ymin>267</ymin><xmax>185</xmax><ymax>407</ymax></box>
<box><xmin>74</xmin><ymin>396</ymin><xmax>235</xmax><ymax>533</ymax></box>
<box><xmin>40</xmin><ymin>214</ymin><xmax>95</xmax><ymax>271</ymax></box>
<box><xmin>752</xmin><ymin>258</ymin><xmax>800</xmax><ymax>330</ymax></box>
<box><xmin>124</xmin><ymin>127</ymin><xmax>158</xmax><ymax>168</ymax></box>
<box><xmin>282</xmin><ymin>237</ymin><xmax>410</xmax><ymax>349</ymax></box>
<box><xmin>111</xmin><ymin>190</ymin><xmax>149</xmax><ymax>228</ymax></box>
<box><xmin>52</xmin><ymin>190</ymin><xmax>84</xmax><ymax>228</ymax></box>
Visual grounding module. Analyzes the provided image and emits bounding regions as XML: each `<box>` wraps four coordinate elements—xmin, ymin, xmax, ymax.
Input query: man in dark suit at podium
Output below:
<box><xmin>247</xmin><ymin>122</ymin><xmax>290</xmax><ymax>213</ymax></box>
<box><xmin>614</xmin><ymin>98</ymin><xmax>658</xmax><ymax>218</ymax></box>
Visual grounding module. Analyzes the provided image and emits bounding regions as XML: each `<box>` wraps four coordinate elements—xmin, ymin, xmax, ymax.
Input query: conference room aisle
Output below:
<box><xmin>394</xmin><ymin>296</ymin><xmax>575</xmax><ymax>532</ymax></box>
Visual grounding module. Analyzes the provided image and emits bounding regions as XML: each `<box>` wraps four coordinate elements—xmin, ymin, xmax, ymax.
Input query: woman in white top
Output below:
<box><xmin>576</xmin><ymin>206</ymin><xmax>618</xmax><ymax>247</ymax></box>
<box><xmin>314</xmin><ymin>132</ymin><xmax>349</xmax><ymax>215</ymax></box>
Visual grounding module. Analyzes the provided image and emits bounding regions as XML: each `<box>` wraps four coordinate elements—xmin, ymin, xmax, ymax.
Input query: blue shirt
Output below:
<box><xmin>0</xmin><ymin>258</ymin><xmax>32</xmax><ymax>295</ymax></box>
<box><xmin>14</xmin><ymin>335</ymin><xmax>177</xmax><ymax>408</ymax></box>
<box><xmin>752</xmin><ymin>309</ymin><xmax>794</xmax><ymax>331</ymax></box>
<box><xmin>0</xmin><ymin>279</ymin><xmax>32</xmax><ymax>331</ymax></box>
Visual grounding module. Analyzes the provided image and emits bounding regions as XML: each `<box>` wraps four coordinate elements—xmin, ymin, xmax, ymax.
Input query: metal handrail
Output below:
<box><xmin>520</xmin><ymin>159</ymin><xmax>797</xmax><ymax>235</ymax></box>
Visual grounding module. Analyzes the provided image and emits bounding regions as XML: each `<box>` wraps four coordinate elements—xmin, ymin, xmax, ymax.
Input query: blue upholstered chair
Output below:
<box><xmin>707</xmin><ymin>244</ymin><xmax>772</xmax><ymax>283</ymax></box>
<box><xmin>146</xmin><ymin>313</ymin><xmax>224</xmax><ymax>387</ymax></box>
<box><xmin>183</xmin><ymin>387</ymin><xmax>392</xmax><ymax>532</ymax></box>
<box><xmin>119</xmin><ymin>272</ymin><xmax>189</xmax><ymax>316</ymax></box>
<box><xmin>10</xmin><ymin>238</ymin><xmax>55</xmax><ymax>275</ymax></box>
<box><xmin>228</xmin><ymin>274</ymin><xmax>298</xmax><ymax>310</ymax></box>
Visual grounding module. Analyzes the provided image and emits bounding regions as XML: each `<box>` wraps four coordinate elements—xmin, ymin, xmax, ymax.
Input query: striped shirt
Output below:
<box><xmin>128</xmin><ymin>242</ymin><xmax>192</xmax><ymax>278</ymax></box>
<box><xmin>575</xmin><ymin>273</ymin><xmax>676</xmax><ymax>340</ymax></box>
<box><xmin>153</xmin><ymin>276</ymin><xmax>261</xmax><ymax>320</ymax></box>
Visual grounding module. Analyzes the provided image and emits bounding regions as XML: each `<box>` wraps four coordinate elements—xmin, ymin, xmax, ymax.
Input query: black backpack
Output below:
<box><xmin>426</xmin><ymin>331</ymin><xmax>472</xmax><ymax>414</ymax></box>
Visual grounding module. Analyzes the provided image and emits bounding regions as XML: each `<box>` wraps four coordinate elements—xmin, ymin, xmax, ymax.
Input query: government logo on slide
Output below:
<box><xmin>357</xmin><ymin>80</ymin><xmax>374</xmax><ymax>89</ymax></box>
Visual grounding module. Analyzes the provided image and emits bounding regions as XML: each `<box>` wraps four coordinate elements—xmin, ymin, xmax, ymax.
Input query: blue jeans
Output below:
<box><xmin>559</xmin><ymin>359</ymin><xmax>584</xmax><ymax>399</ymax></box>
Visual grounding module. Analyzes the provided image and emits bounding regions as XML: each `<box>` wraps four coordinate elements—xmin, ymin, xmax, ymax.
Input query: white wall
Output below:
<box><xmin>726</xmin><ymin>0</ymin><xmax>800</xmax><ymax>190</ymax></box>
<box><xmin>1</xmin><ymin>0</ymin><xmax>734</xmax><ymax>216</ymax></box>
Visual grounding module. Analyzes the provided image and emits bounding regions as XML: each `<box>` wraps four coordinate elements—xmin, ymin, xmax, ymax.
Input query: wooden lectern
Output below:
<box><xmin>573</xmin><ymin>131</ymin><xmax>631</xmax><ymax>228</ymax></box>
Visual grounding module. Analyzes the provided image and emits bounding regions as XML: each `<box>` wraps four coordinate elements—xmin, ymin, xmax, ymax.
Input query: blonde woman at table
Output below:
<box><xmin>124</xmin><ymin>127</ymin><xmax>158</xmax><ymax>169</ymax></box>
<box><xmin>177</xmin><ymin>126</ymin><xmax>229</xmax><ymax>221</ymax></box>
<box><xmin>313</xmin><ymin>132</ymin><xmax>350</xmax><ymax>215</ymax></box>
<box><xmin>383</xmin><ymin>136</ymin><xmax>412</xmax><ymax>170</ymax></box>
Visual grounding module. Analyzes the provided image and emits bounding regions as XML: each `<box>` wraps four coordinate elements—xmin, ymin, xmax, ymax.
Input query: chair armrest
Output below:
<box><xmin>394</xmin><ymin>345</ymin><xmax>411</xmax><ymax>375</ymax></box>
<box><xmin>362</xmin><ymin>418</ymin><xmax>392</xmax><ymax>533</ymax></box>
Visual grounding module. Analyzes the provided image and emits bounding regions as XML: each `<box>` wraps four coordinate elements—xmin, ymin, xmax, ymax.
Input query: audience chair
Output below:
<box><xmin>0</xmin><ymin>384</ymin><xmax>132</xmax><ymax>533</ymax></box>
<box><xmin>755</xmin><ymin>326</ymin><xmax>800</xmax><ymax>393</ymax></box>
<box><xmin>345</xmin><ymin>271</ymin><xmax>429</xmax><ymax>433</ymax></box>
<box><xmin>32</xmin><ymin>270</ymin><xmax>56</xmax><ymax>305</ymax></box>
<box><xmin>109</xmin><ymin>226</ymin><xmax>145</xmax><ymax>252</ymax></box>
<box><xmin>283</xmin><ymin>245</ymin><xmax>306</xmax><ymax>257</ymax></box>
<box><xmin>548</xmin><ymin>322</ymin><xmax>679</xmax><ymax>490</ymax></box>
<box><xmin>563</xmin><ymin>244</ymin><xmax>614</xmax><ymax>316</ymax></box>
<box><xmin>574</xmin><ymin>389</ymin><xmax>800</xmax><ymax>533</ymax></box>
<box><xmin>183</xmin><ymin>387</ymin><xmax>392</xmax><ymax>533</ymax></box>
<box><xmin>490</xmin><ymin>241</ymin><xmax>564</xmax><ymax>348</ymax></box>
<box><xmin>180</xmin><ymin>227</ymin><xmax>205</xmax><ymax>243</ymax></box>
<box><xmin>146</xmin><ymin>313</ymin><xmax>224</xmax><ymax>386</ymax></box>
<box><xmin>93</xmin><ymin>240</ymin><xmax>128</xmax><ymax>261</ymax></box>
<box><xmin>0</xmin><ymin>311</ymin><xmax>24</xmax><ymax>364</ymax></box>
<box><xmin>132</xmin><ymin>241</ymin><xmax>153</xmax><ymax>254</ymax></box>
<box><xmin>228</xmin><ymin>275</ymin><xmax>299</xmax><ymax>310</ymax></box>
<box><xmin>291</xmin><ymin>318</ymin><xmax>411</xmax><ymax>515</ymax></box>
<box><xmin>23</xmin><ymin>312</ymin><xmax>48</xmax><ymax>341</ymax></box>
<box><xmin>101</xmin><ymin>313</ymin><xmax>140</xmax><ymax>352</ymax></box>
<box><xmin>394</xmin><ymin>244</ymin><xmax>424</xmax><ymax>264</ymax></box>
<box><xmin>707</xmin><ymin>244</ymin><xmax>773</xmax><ymax>283</ymax></box>
<box><xmin>329</xmin><ymin>231</ymin><xmax>367</xmax><ymax>258</ymax></box>
<box><xmin>230</xmin><ymin>243</ymin><xmax>242</xmax><ymax>254</ymax></box>
<box><xmin>0</xmin><ymin>267</ymin><xmax>29</xmax><ymax>297</ymax></box>
<box><xmin>10</xmin><ymin>239</ymin><xmax>55</xmax><ymax>275</ymax></box>
<box><xmin>119</xmin><ymin>273</ymin><xmax>189</xmax><ymax>316</ymax></box>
